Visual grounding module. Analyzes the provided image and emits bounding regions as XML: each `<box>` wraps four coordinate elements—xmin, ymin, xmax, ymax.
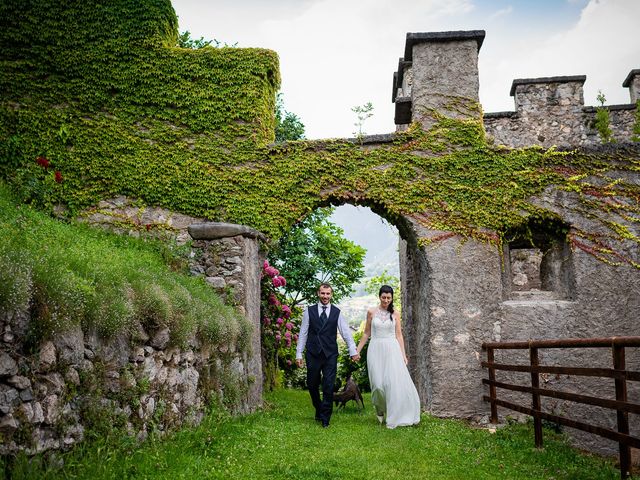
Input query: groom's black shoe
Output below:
<box><xmin>322</xmin><ymin>421</ymin><xmax>329</xmax><ymax>428</ymax></box>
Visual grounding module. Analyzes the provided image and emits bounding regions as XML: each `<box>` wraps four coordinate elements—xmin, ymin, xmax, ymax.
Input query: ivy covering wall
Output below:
<box><xmin>0</xmin><ymin>0</ymin><xmax>279</xmax><ymax>215</ymax></box>
<box><xmin>0</xmin><ymin>1</ymin><xmax>638</xmax><ymax>268</ymax></box>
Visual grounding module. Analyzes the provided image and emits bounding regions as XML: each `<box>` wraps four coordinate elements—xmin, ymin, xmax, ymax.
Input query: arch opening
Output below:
<box><xmin>265</xmin><ymin>196</ymin><xmax>433</xmax><ymax>408</ymax></box>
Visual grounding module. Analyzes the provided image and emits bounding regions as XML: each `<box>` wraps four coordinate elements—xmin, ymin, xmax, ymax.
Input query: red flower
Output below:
<box><xmin>36</xmin><ymin>156</ymin><xmax>50</xmax><ymax>169</ymax></box>
<box><xmin>264</xmin><ymin>266</ymin><xmax>279</xmax><ymax>278</ymax></box>
<box><xmin>145</xmin><ymin>224</ymin><xmax>151</xmax><ymax>231</ymax></box>
<box><xmin>54</xmin><ymin>171</ymin><xmax>63</xmax><ymax>183</ymax></box>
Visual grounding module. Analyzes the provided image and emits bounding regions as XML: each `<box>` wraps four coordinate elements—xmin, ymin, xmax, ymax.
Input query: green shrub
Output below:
<box><xmin>595</xmin><ymin>91</ymin><xmax>614</xmax><ymax>143</ymax></box>
<box><xmin>633</xmin><ymin>100</ymin><xmax>640</xmax><ymax>142</ymax></box>
<box><xmin>0</xmin><ymin>182</ymin><xmax>248</xmax><ymax>350</ymax></box>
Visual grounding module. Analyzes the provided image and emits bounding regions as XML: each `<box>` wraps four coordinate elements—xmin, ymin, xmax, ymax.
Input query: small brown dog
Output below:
<box><xmin>333</xmin><ymin>373</ymin><xmax>364</xmax><ymax>410</ymax></box>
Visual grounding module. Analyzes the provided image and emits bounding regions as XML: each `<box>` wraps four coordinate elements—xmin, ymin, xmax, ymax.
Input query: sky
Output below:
<box><xmin>172</xmin><ymin>0</ymin><xmax>640</xmax><ymax>140</ymax></box>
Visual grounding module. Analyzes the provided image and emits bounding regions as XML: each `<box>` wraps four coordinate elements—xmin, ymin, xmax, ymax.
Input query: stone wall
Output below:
<box><xmin>393</xmin><ymin>31</ymin><xmax>640</xmax><ymax>457</ymax></box>
<box><xmin>393</xmin><ymin>34</ymin><xmax>639</xmax><ymax>149</ymax></box>
<box><xmin>0</xmin><ymin>204</ymin><xmax>265</xmax><ymax>455</ymax></box>
<box><xmin>0</xmin><ymin>307</ymin><xmax>251</xmax><ymax>454</ymax></box>
<box><xmin>483</xmin><ymin>76</ymin><xmax>637</xmax><ymax>148</ymax></box>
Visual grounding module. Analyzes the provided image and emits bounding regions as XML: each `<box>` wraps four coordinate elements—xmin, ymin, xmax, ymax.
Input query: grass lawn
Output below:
<box><xmin>5</xmin><ymin>389</ymin><xmax>623</xmax><ymax>479</ymax></box>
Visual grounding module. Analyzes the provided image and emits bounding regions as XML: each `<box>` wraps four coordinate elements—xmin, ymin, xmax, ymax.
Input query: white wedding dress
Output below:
<box><xmin>367</xmin><ymin>308</ymin><xmax>421</xmax><ymax>428</ymax></box>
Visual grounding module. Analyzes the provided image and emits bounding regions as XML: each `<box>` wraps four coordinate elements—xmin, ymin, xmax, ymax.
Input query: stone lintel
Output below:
<box><xmin>622</xmin><ymin>69</ymin><xmax>640</xmax><ymax>88</ymax></box>
<box><xmin>509</xmin><ymin>75</ymin><xmax>586</xmax><ymax>97</ymax></box>
<box><xmin>483</xmin><ymin>111</ymin><xmax>517</xmax><ymax>119</ymax></box>
<box><xmin>582</xmin><ymin>103</ymin><xmax>637</xmax><ymax>113</ymax></box>
<box><xmin>188</xmin><ymin>222</ymin><xmax>266</xmax><ymax>241</ymax></box>
<box><xmin>404</xmin><ymin>30</ymin><xmax>485</xmax><ymax>61</ymax></box>
<box><xmin>347</xmin><ymin>133</ymin><xmax>397</xmax><ymax>144</ymax></box>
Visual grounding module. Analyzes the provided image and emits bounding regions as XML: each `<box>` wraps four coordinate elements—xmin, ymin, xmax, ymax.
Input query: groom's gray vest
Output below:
<box><xmin>306</xmin><ymin>305</ymin><xmax>341</xmax><ymax>357</ymax></box>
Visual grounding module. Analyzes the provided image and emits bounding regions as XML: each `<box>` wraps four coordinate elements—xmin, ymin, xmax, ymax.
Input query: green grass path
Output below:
<box><xmin>8</xmin><ymin>389</ymin><xmax>622</xmax><ymax>479</ymax></box>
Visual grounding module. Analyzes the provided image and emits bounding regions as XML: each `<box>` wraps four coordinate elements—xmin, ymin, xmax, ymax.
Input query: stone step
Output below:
<box><xmin>510</xmin><ymin>289</ymin><xmax>557</xmax><ymax>301</ymax></box>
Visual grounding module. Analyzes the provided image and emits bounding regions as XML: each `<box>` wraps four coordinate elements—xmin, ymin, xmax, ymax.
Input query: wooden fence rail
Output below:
<box><xmin>481</xmin><ymin>336</ymin><xmax>640</xmax><ymax>479</ymax></box>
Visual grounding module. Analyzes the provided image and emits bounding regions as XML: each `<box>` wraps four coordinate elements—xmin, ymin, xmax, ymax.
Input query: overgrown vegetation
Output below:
<box><xmin>2</xmin><ymin>389</ymin><xmax>622</xmax><ymax>479</ymax></box>
<box><xmin>0</xmin><ymin>182</ymin><xmax>250</xmax><ymax>345</ymax></box>
<box><xmin>595</xmin><ymin>91</ymin><xmax>614</xmax><ymax>143</ymax></box>
<box><xmin>0</xmin><ymin>0</ymin><xmax>638</xmax><ymax>270</ymax></box>
<box><xmin>633</xmin><ymin>100</ymin><xmax>640</xmax><ymax>142</ymax></box>
<box><xmin>275</xmin><ymin>93</ymin><xmax>305</xmax><ymax>142</ymax></box>
<box><xmin>0</xmin><ymin>0</ymin><xmax>279</xmax><ymax>215</ymax></box>
<box><xmin>268</xmin><ymin>207</ymin><xmax>366</xmax><ymax>307</ymax></box>
<box><xmin>352</xmin><ymin>101</ymin><xmax>375</xmax><ymax>139</ymax></box>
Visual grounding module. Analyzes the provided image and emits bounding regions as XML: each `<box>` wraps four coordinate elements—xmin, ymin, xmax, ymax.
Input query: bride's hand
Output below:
<box><xmin>404</xmin><ymin>356</ymin><xmax>409</xmax><ymax>365</ymax></box>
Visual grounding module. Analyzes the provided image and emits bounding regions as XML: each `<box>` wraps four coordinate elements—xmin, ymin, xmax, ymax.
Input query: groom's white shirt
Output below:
<box><xmin>295</xmin><ymin>303</ymin><xmax>357</xmax><ymax>360</ymax></box>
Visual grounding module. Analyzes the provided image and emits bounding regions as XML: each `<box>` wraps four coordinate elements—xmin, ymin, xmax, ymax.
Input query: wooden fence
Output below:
<box><xmin>481</xmin><ymin>337</ymin><xmax>640</xmax><ymax>479</ymax></box>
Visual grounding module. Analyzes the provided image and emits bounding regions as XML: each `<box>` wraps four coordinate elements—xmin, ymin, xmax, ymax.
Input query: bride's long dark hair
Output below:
<box><xmin>379</xmin><ymin>285</ymin><xmax>394</xmax><ymax>319</ymax></box>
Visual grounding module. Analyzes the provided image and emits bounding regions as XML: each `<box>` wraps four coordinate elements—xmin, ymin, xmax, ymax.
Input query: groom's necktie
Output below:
<box><xmin>320</xmin><ymin>305</ymin><xmax>328</xmax><ymax>325</ymax></box>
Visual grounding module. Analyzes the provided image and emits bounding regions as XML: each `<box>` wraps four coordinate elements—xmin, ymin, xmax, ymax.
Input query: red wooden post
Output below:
<box><xmin>530</xmin><ymin>346</ymin><xmax>543</xmax><ymax>448</ymax></box>
<box><xmin>487</xmin><ymin>347</ymin><xmax>498</xmax><ymax>423</ymax></box>
<box><xmin>613</xmin><ymin>344</ymin><xmax>631</xmax><ymax>479</ymax></box>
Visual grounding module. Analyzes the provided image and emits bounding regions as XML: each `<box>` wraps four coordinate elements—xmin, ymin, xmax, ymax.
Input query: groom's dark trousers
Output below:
<box><xmin>304</xmin><ymin>305</ymin><xmax>341</xmax><ymax>425</ymax></box>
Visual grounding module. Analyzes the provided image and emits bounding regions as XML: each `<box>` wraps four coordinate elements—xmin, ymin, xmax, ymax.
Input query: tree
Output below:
<box><xmin>268</xmin><ymin>207</ymin><xmax>366</xmax><ymax>307</ymax></box>
<box><xmin>595</xmin><ymin>90</ymin><xmax>613</xmax><ymax>143</ymax></box>
<box><xmin>275</xmin><ymin>93</ymin><xmax>305</xmax><ymax>142</ymax></box>
<box><xmin>352</xmin><ymin>102</ymin><xmax>374</xmax><ymax>138</ymax></box>
<box><xmin>364</xmin><ymin>269</ymin><xmax>401</xmax><ymax>312</ymax></box>
<box><xmin>364</xmin><ymin>269</ymin><xmax>400</xmax><ymax>297</ymax></box>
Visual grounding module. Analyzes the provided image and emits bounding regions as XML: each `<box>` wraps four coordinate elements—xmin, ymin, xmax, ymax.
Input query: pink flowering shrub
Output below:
<box><xmin>261</xmin><ymin>259</ymin><xmax>301</xmax><ymax>390</ymax></box>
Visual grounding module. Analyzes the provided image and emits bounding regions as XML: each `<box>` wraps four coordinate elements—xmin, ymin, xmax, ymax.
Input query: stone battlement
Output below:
<box><xmin>393</xmin><ymin>31</ymin><xmax>639</xmax><ymax>148</ymax></box>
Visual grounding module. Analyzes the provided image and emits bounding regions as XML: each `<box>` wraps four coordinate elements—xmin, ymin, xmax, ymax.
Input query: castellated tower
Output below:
<box><xmin>393</xmin><ymin>31</ymin><xmax>639</xmax><ymax>148</ymax></box>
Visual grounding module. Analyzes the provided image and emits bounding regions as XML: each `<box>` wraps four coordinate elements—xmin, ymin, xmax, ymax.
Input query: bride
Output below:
<box><xmin>356</xmin><ymin>285</ymin><xmax>420</xmax><ymax>428</ymax></box>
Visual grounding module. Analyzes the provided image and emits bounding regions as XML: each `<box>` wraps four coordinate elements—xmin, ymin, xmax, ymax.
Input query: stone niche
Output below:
<box><xmin>501</xmin><ymin>218</ymin><xmax>575</xmax><ymax>302</ymax></box>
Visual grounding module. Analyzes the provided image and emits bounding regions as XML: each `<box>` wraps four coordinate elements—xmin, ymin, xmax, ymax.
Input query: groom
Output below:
<box><xmin>296</xmin><ymin>283</ymin><xmax>360</xmax><ymax>428</ymax></box>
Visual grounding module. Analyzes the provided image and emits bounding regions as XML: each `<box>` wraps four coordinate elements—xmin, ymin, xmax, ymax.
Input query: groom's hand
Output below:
<box><xmin>296</xmin><ymin>358</ymin><xmax>304</xmax><ymax>368</ymax></box>
<box><xmin>351</xmin><ymin>354</ymin><xmax>361</xmax><ymax>362</ymax></box>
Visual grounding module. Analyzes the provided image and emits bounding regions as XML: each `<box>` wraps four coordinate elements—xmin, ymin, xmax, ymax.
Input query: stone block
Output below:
<box><xmin>19</xmin><ymin>389</ymin><xmax>34</xmax><ymax>402</ymax></box>
<box><xmin>65</xmin><ymin>367</ymin><xmax>80</xmax><ymax>386</ymax></box>
<box><xmin>0</xmin><ymin>414</ymin><xmax>19</xmax><ymax>435</ymax></box>
<box><xmin>39</xmin><ymin>341</ymin><xmax>57</xmax><ymax>371</ymax></box>
<box><xmin>141</xmin><ymin>357</ymin><xmax>160</xmax><ymax>382</ymax></box>
<box><xmin>53</xmin><ymin>326</ymin><xmax>84</xmax><ymax>366</ymax></box>
<box><xmin>63</xmin><ymin>424</ymin><xmax>84</xmax><ymax>446</ymax></box>
<box><xmin>42</xmin><ymin>373</ymin><xmax>65</xmax><ymax>395</ymax></box>
<box><xmin>33</xmin><ymin>428</ymin><xmax>60</xmax><ymax>453</ymax></box>
<box><xmin>20</xmin><ymin>402</ymin><xmax>44</xmax><ymax>424</ymax></box>
<box><xmin>205</xmin><ymin>276</ymin><xmax>226</xmax><ymax>289</ymax></box>
<box><xmin>7</xmin><ymin>375</ymin><xmax>31</xmax><ymax>390</ymax></box>
<box><xmin>79</xmin><ymin>359</ymin><xmax>94</xmax><ymax>372</ymax></box>
<box><xmin>131</xmin><ymin>347</ymin><xmax>145</xmax><ymax>363</ymax></box>
<box><xmin>42</xmin><ymin>395</ymin><xmax>60</xmax><ymax>424</ymax></box>
<box><xmin>0</xmin><ymin>384</ymin><xmax>20</xmax><ymax>414</ymax></box>
<box><xmin>0</xmin><ymin>352</ymin><xmax>18</xmax><ymax>377</ymax></box>
<box><xmin>151</xmin><ymin>329</ymin><xmax>170</xmax><ymax>350</ymax></box>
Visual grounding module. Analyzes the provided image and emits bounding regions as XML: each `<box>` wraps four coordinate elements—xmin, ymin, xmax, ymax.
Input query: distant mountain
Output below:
<box><xmin>329</xmin><ymin>205</ymin><xmax>400</xmax><ymax>301</ymax></box>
